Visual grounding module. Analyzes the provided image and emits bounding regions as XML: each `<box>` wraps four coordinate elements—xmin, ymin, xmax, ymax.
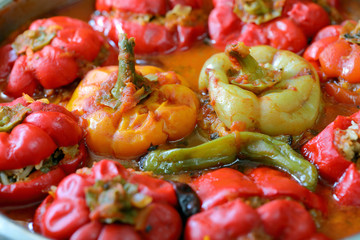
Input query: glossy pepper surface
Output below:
<box><xmin>208</xmin><ymin>0</ymin><xmax>334</xmax><ymax>52</ymax></box>
<box><xmin>302</xmin><ymin>110</ymin><xmax>360</xmax><ymax>183</ymax></box>
<box><xmin>185</xmin><ymin>198</ymin><xmax>327</xmax><ymax>240</ymax></box>
<box><xmin>0</xmin><ymin>96</ymin><xmax>87</xmax><ymax>206</ymax></box>
<box><xmin>334</xmin><ymin>163</ymin><xmax>360</xmax><ymax>206</ymax></box>
<box><xmin>33</xmin><ymin>160</ymin><xmax>182</xmax><ymax>240</ymax></box>
<box><xmin>191</xmin><ymin>167</ymin><xmax>325</xmax><ymax>213</ymax></box>
<box><xmin>141</xmin><ymin>131</ymin><xmax>318</xmax><ymax>191</ymax></box>
<box><xmin>199</xmin><ymin>42</ymin><xmax>321</xmax><ymax>136</ymax></box>
<box><xmin>91</xmin><ymin>0</ymin><xmax>208</xmax><ymax>54</ymax></box>
<box><xmin>0</xmin><ymin>16</ymin><xmax>118</xmax><ymax>98</ymax></box>
<box><xmin>304</xmin><ymin>21</ymin><xmax>360</xmax><ymax>105</ymax></box>
<box><xmin>67</xmin><ymin>34</ymin><xmax>199</xmax><ymax>158</ymax></box>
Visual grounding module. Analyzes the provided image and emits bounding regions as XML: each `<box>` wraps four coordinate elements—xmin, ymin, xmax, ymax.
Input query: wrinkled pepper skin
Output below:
<box><xmin>67</xmin><ymin>36</ymin><xmax>199</xmax><ymax>159</ymax></box>
<box><xmin>0</xmin><ymin>16</ymin><xmax>118</xmax><ymax>98</ymax></box>
<box><xmin>190</xmin><ymin>168</ymin><xmax>261</xmax><ymax>210</ymax></box>
<box><xmin>191</xmin><ymin>167</ymin><xmax>325</xmax><ymax>213</ymax></box>
<box><xmin>199</xmin><ymin>43</ymin><xmax>321</xmax><ymax>136</ymax></box>
<box><xmin>185</xmin><ymin>198</ymin><xmax>327</xmax><ymax>240</ymax></box>
<box><xmin>33</xmin><ymin>160</ymin><xmax>182</xmax><ymax>240</ymax></box>
<box><xmin>0</xmin><ymin>96</ymin><xmax>87</xmax><ymax>206</ymax></box>
<box><xmin>209</xmin><ymin>0</ymin><xmax>332</xmax><ymax>52</ymax></box>
<box><xmin>91</xmin><ymin>0</ymin><xmax>207</xmax><ymax>54</ymax></box>
<box><xmin>247</xmin><ymin>167</ymin><xmax>326</xmax><ymax>213</ymax></box>
<box><xmin>184</xmin><ymin>199</ymin><xmax>261</xmax><ymax>240</ymax></box>
<box><xmin>257</xmin><ymin>199</ymin><xmax>321</xmax><ymax>240</ymax></box>
<box><xmin>304</xmin><ymin>21</ymin><xmax>360</xmax><ymax>104</ymax></box>
<box><xmin>301</xmin><ymin>110</ymin><xmax>360</xmax><ymax>183</ymax></box>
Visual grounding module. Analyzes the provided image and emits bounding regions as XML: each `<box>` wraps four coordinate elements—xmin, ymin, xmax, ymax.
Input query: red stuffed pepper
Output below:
<box><xmin>303</xmin><ymin>21</ymin><xmax>360</xmax><ymax>105</ymax></box>
<box><xmin>302</xmin><ymin>110</ymin><xmax>360</xmax><ymax>206</ymax></box>
<box><xmin>91</xmin><ymin>0</ymin><xmax>208</xmax><ymax>54</ymax></box>
<box><xmin>0</xmin><ymin>96</ymin><xmax>87</xmax><ymax>206</ymax></box>
<box><xmin>0</xmin><ymin>16</ymin><xmax>118</xmax><ymax>98</ymax></box>
<box><xmin>302</xmin><ymin>110</ymin><xmax>360</xmax><ymax>183</ymax></box>
<box><xmin>209</xmin><ymin>0</ymin><xmax>335</xmax><ymax>53</ymax></box>
<box><xmin>33</xmin><ymin>159</ymin><xmax>182</xmax><ymax>240</ymax></box>
<box><xmin>191</xmin><ymin>167</ymin><xmax>326</xmax><ymax>214</ymax></box>
<box><xmin>188</xmin><ymin>167</ymin><xmax>328</xmax><ymax>239</ymax></box>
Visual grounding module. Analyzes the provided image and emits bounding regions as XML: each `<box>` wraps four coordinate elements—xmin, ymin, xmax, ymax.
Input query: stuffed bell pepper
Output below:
<box><xmin>304</xmin><ymin>20</ymin><xmax>360</xmax><ymax>105</ymax></box>
<box><xmin>185</xmin><ymin>167</ymin><xmax>328</xmax><ymax>240</ymax></box>
<box><xmin>198</xmin><ymin>41</ymin><xmax>321</xmax><ymax>136</ymax></box>
<box><xmin>67</xmin><ymin>34</ymin><xmax>199</xmax><ymax>159</ymax></box>
<box><xmin>0</xmin><ymin>16</ymin><xmax>118</xmax><ymax>98</ymax></box>
<box><xmin>208</xmin><ymin>0</ymin><xmax>338</xmax><ymax>52</ymax></box>
<box><xmin>302</xmin><ymin>110</ymin><xmax>360</xmax><ymax>206</ymax></box>
<box><xmin>91</xmin><ymin>0</ymin><xmax>208</xmax><ymax>54</ymax></box>
<box><xmin>33</xmin><ymin>160</ymin><xmax>183</xmax><ymax>240</ymax></box>
<box><xmin>0</xmin><ymin>96</ymin><xmax>87</xmax><ymax>206</ymax></box>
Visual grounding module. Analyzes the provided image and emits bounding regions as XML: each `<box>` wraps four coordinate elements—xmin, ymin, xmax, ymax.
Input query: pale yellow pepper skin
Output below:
<box><xmin>199</xmin><ymin>44</ymin><xmax>322</xmax><ymax>136</ymax></box>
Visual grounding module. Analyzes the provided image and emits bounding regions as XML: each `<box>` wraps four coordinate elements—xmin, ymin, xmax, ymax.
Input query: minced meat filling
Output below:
<box><xmin>334</xmin><ymin>120</ymin><xmax>360</xmax><ymax>161</ymax></box>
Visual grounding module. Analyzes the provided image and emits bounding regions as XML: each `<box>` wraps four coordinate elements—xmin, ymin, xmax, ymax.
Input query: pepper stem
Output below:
<box><xmin>225</xmin><ymin>42</ymin><xmax>282</xmax><ymax>94</ymax></box>
<box><xmin>111</xmin><ymin>34</ymin><xmax>136</xmax><ymax>99</ymax></box>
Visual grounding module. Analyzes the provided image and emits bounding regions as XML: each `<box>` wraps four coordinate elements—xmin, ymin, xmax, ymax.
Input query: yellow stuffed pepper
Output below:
<box><xmin>67</xmin><ymin>34</ymin><xmax>199</xmax><ymax>158</ymax></box>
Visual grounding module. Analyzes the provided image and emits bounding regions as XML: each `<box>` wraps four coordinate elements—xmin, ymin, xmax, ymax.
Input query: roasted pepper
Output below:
<box><xmin>91</xmin><ymin>0</ymin><xmax>208</xmax><ymax>54</ymax></box>
<box><xmin>198</xmin><ymin>42</ymin><xmax>321</xmax><ymax>136</ymax></box>
<box><xmin>304</xmin><ymin>21</ymin><xmax>360</xmax><ymax>104</ymax></box>
<box><xmin>190</xmin><ymin>168</ymin><xmax>261</xmax><ymax>210</ymax></box>
<box><xmin>141</xmin><ymin>131</ymin><xmax>318</xmax><ymax>191</ymax></box>
<box><xmin>67</xmin><ymin>34</ymin><xmax>199</xmax><ymax>158</ymax></box>
<box><xmin>185</xmin><ymin>198</ymin><xmax>327</xmax><ymax>240</ymax></box>
<box><xmin>190</xmin><ymin>167</ymin><xmax>325</xmax><ymax>213</ymax></box>
<box><xmin>0</xmin><ymin>16</ymin><xmax>118</xmax><ymax>98</ymax></box>
<box><xmin>0</xmin><ymin>96</ymin><xmax>87</xmax><ymax>206</ymax></box>
<box><xmin>301</xmin><ymin>110</ymin><xmax>360</xmax><ymax>183</ymax></box>
<box><xmin>257</xmin><ymin>199</ymin><xmax>323</xmax><ymax>240</ymax></box>
<box><xmin>209</xmin><ymin>0</ymin><xmax>334</xmax><ymax>52</ymax></box>
<box><xmin>33</xmin><ymin>160</ymin><xmax>182</xmax><ymax>240</ymax></box>
<box><xmin>185</xmin><ymin>199</ymin><xmax>261</xmax><ymax>240</ymax></box>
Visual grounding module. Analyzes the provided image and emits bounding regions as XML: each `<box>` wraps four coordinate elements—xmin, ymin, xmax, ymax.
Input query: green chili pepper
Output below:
<box><xmin>237</xmin><ymin>131</ymin><xmax>318</xmax><ymax>191</ymax></box>
<box><xmin>140</xmin><ymin>131</ymin><xmax>318</xmax><ymax>191</ymax></box>
<box><xmin>140</xmin><ymin>133</ymin><xmax>238</xmax><ymax>174</ymax></box>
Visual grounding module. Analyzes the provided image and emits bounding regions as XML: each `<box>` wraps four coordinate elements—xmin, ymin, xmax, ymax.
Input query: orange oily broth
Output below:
<box><xmin>1</xmin><ymin>0</ymin><xmax>360</xmax><ymax>239</ymax></box>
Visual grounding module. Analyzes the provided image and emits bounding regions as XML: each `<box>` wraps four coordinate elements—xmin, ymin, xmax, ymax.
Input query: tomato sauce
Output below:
<box><xmin>2</xmin><ymin>0</ymin><xmax>360</xmax><ymax>239</ymax></box>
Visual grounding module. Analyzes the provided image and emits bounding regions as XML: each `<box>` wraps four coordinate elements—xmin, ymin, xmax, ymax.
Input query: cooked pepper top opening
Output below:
<box><xmin>85</xmin><ymin>175</ymin><xmax>152</xmax><ymax>224</ymax></box>
<box><xmin>0</xmin><ymin>104</ymin><xmax>30</xmax><ymax>132</ymax></box>
<box><xmin>0</xmin><ymin>145</ymin><xmax>79</xmax><ymax>185</ymax></box>
<box><xmin>234</xmin><ymin>0</ymin><xmax>285</xmax><ymax>24</ymax></box>
<box><xmin>12</xmin><ymin>26</ymin><xmax>58</xmax><ymax>55</ymax></box>
<box><xmin>334</xmin><ymin>120</ymin><xmax>360</xmax><ymax>162</ymax></box>
<box><xmin>104</xmin><ymin>4</ymin><xmax>206</xmax><ymax>28</ymax></box>
<box><xmin>341</xmin><ymin>21</ymin><xmax>360</xmax><ymax>44</ymax></box>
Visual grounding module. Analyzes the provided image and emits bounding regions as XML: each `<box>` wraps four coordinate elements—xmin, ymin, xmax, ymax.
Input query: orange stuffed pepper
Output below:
<box><xmin>67</xmin><ymin>34</ymin><xmax>199</xmax><ymax>159</ymax></box>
